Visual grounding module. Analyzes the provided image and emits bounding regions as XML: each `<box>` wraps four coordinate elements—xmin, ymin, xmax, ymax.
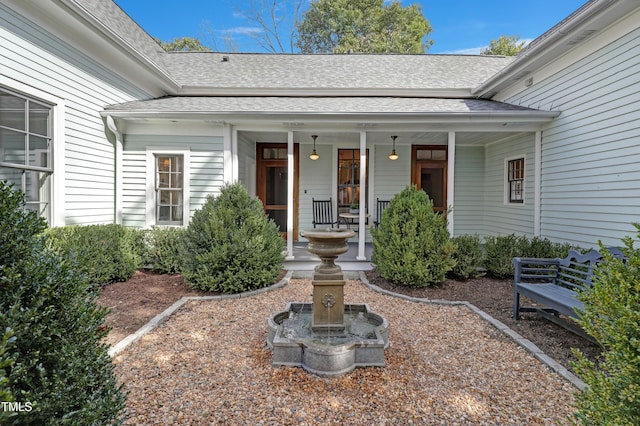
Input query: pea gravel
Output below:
<box><xmin>113</xmin><ymin>279</ymin><xmax>578</xmax><ymax>425</ymax></box>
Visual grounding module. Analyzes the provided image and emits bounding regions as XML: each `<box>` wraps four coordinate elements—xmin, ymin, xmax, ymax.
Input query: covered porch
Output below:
<box><xmin>284</xmin><ymin>241</ymin><xmax>374</xmax><ymax>271</ymax></box>
<box><xmin>233</xmin><ymin>124</ymin><xmax>552</xmax><ymax>262</ymax></box>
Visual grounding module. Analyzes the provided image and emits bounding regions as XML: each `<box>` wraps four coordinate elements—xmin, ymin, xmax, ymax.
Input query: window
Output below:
<box><xmin>0</xmin><ymin>88</ymin><xmax>53</xmax><ymax>222</ymax></box>
<box><xmin>507</xmin><ymin>157</ymin><xmax>525</xmax><ymax>204</ymax></box>
<box><xmin>156</xmin><ymin>155</ymin><xmax>184</xmax><ymax>225</ymax></box>
<box><xmin>337</xmin><ymin>149</ymin><xmax>368</xmax><ymax>209</ymax></box>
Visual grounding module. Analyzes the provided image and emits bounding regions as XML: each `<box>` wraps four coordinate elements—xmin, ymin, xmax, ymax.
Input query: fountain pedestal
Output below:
<box><xmin>301</xmin><ymin>228</ymin><xmax>354</xmax><ymax>333</ymax></box>
<box><xmin>267</xmin><ymin>228</ymin><xmax>390</xmax><ymax>377</ymax></box>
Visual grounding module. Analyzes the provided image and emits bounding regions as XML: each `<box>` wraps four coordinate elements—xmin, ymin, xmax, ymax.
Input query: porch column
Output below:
<box><xmin>447</xmin><ymin>131</ymin><xmax>455</xmax><ymax>236</ymax></box>
<box><xmin>357</xmin><ymin>131</ymin><xmax>367</xmax><ymax>260</ymax></box>
<box><xmin>534</xmin><ymin>130</ymin><xmax>542</xmax><ymax>237</ymax></box>
<box><xmin>286</xmin><ymin>131</ymin><xmax>295</xmax><ymax>259</ymax></box>
<box><xmin>223</xmin><ymin>124</ymin><xmax>238</xmax><ymax>183</ymax></box>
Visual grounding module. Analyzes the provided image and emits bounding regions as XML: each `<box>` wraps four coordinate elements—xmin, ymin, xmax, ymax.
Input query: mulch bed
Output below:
<box><xmin>98</xmin><ymin>269</ymin><xmax>602</xmax><ymax>373</ymax></box>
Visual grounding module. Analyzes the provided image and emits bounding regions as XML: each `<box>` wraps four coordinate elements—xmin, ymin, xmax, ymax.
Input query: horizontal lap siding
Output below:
<box><xmin>1</xmin><ymin>5</ymin><xmax>149</xmax><ymax>225</ymax></box>
<box><xmin>298</xmin><ymin>144</ymin><xmax>334</xmax><ymax>232</ymax></box>
<box><xmin>123</xmin><ymin>135</ymin><xmax>224</xmax><ymax>228</ymax></box>
<box><xmin>483</xmin><ymin>134</ymin><xmax>536</xmax><ymax>237</ymax></box>
<box><xmin>453</xmin><ymin>146</ymin><xmax>485</xmax><ymax>236</ymax></box>
<box><xmin>506</xmin><ymin>26</ymin><xmax>640</xmax><ymax>247</ymax></box>
<box><xmin>373</xmin><ymin>144</ymin><xmax>411</xmax><ymax>201</ymax></box>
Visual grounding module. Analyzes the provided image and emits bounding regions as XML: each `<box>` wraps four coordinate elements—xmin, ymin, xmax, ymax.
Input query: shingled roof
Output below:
<box><xmin>160</xmin><ymin>52</ymin><xmax>514</xmax><ymax>92</ymax></box>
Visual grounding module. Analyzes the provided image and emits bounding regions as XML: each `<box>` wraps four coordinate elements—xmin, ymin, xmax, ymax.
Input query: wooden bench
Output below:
<box><xmin>513</xmin><ymin>247</ymin><xmax>625</xmax><ymax>327</ymax></box>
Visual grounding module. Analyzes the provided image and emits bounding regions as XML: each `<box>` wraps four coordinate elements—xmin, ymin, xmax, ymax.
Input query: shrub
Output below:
<box><xmin>144</xmin><ymin>226</ymin><xmax>186</xmax><ymax>274</ymax></box>
<box><xmin>46</xmin><ymin>224</ymin><xmax>143</xmax><ymax>288</ymax></box>
<box><xmin>450</xmin><ymin>234</ymin><xmax>485</xmax><ymax>279</ymax></box>
<box><xmin>0</xmin><ymin>181</ymin><xmax>126</xmax><ymax>424</ymax></box>
<box><xmin>571</xmin><ymin>228</ymin><xmax>640</xmax><ymax>425</ymax></box>
<box><xmin>525</xmin><ymin>236</ymin><xmax>575</xmax><ymax>259</ymax></box>
<box><xmin>371</xmin><ymin>185</ymin><xmax>456</xmax><ymax>287</ymax></box>
<box><xmin>483</xmin><ymin>234</ymin><xmax>529</xmax><ymax>278</ymax></box>
<box><xmin>181</xmin><ymin>183</ymin><xmax>285</xmax><ymax>293</ymax></box>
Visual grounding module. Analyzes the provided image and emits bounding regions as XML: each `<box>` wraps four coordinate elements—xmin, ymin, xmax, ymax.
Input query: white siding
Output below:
<box><xmin>1</xmin><ymin>4</ymin><xmax>149</xmax><ymax>225</ymax></box>
<box><xmin>298</xmin><ymin>144</ymin><xmax>334</xmax><ymax>232</ymax></box>
<box><xmin>373</xmin><ymin>144</ymin><xmax>411</xmax><ymax>201</ymax></box>
<box><xmin>123</xmin><ymin>135</ymin><xmax>224</xmax><ymax>228</ymax></box>
<box><xmin>453</xmin><ymin>146</ymin><xmax>485</xmax><ymax>236</ymax></box>
<box><xmin>483</xmin><ymin>134</ymin><xmax>536</xmax><ymax>237</ymax></box>
<box><xmin>505</xmin><ymin>26</ymin><xmax>640</xmax><ymax>247</ymax></box>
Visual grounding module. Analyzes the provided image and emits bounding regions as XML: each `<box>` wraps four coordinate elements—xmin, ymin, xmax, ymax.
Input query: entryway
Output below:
<box><xmin>256</xmin><ymin>143</ymin><xmax>299</xmax><ymax>240</ymax></box>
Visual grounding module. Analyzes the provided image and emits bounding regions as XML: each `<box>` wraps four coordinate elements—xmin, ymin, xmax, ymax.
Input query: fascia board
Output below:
<box><xmin>60</xmin><ymin>0</ymin><xmax>180</xmax><ymax>93</ymax></box>
<box><xmin>472</xmin><ymin>0</ymin><xmax>637</xmax><ymax>98</ymax></box>
<box><xmin>5</xmin><ymin>0</ymin><xmax>180</xmax><ymax>95</ymax></box>
<box><xmin>100</xmin><ymin>109</ymin><xmax>560</xmax><ymax>124</ymax></box>
<box><xmin>176</xmin><ymin>87</ymin><xmax>474</xmax><ymax>98</ymax></box>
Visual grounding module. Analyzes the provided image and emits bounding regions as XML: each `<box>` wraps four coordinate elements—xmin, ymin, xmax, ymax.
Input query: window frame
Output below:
<box><xmin>505</xmin><ymin>156</ymin><xmax>526</xmax><ymax>205</ymax></box>
<box><xmin>146</xmin><ymin>148</ymin><xmax>190</xmax><ymax>227</ymax></box>
<box><xmin>0</xmin><ymin>86</ymin><xmax>54</xmax><ymax>222</ymax></box>
<box><xmin>337</xmin><ymin>148</ymin><xmax>368</xmax><ymax>210</ymax></box>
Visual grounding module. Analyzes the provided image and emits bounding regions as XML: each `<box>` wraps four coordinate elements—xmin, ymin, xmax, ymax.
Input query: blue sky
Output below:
<box><xmin>114</xmin><ymin>0</ymin><xmax>587</xmax><ymax>54</ymax></box>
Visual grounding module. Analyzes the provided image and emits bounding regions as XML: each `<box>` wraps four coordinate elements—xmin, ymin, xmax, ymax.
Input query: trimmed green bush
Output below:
<box><xmin>571</xmin><ymin>229</ymin><xmax>640</xmax><ymax>425</ymax></box>
<box><xmin>45</xmin><ymin>224</ymin><xmax>143</xmax><ymax>289</ymax></box>
<box><xmin>450</xmin><ymin>234</ymin><xmax>485</xmax><ymax>279</ymax></box>
<box><xmin>181</xmin><ymin>183</ymin><xmax>285</xmax><ymax>293</ymax></box>
<box><xmin>0</xmin><ymin>181</ymin><xmax>126</xmax><ymax>424</ymax></box>
<box><xmin>483</xmin><ymin>234</ymin><xmax>529</xmax><ymax>278</ymax></box>
<box><xmin>144</xmin><ymin>226</ymin><xmax>186</xmax><ymax>274</ymax></box>
<box><xmin>525</xmin><ymin>236</ymin><xmax>575</xmax><ymax>259</ymax></box>
<box><xmin>371</xmin><ymin>185</ymin><xmax>456</xmax><ymax>287</ymax></box>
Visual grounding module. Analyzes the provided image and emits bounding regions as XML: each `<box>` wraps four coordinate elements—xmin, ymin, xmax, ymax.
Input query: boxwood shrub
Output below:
<box><xmin>181</xmin><ymin>183</ymin><xmax>285</xmax><ymax>293</ymax></box>
<box><xmin>371</xmin><ymin>185</ymin><xmax>456</xmax><ymax>287</ymax></box>
<box><xmin>571</xmin><ymin>230</ymin><xmax>640</xmax><ymax>425</ymax></box>
<box><xmin>45</xmin><ymin>224</ymin><xmax>142</xmax><ymax>289</ymax></box>
<box><xmin>0</xmin><ymin>181</ymin><xmax>125</xmax><ymax>424</ymax></box>
<box><xmin>143</xmin><ymin>226</ymin><xmax>186</xmax><ymax>274</ymax></box>
<box><xmin>449</xmin><ymin>234</ymin><xmax>485</xmax><ymax>279</ymax></box>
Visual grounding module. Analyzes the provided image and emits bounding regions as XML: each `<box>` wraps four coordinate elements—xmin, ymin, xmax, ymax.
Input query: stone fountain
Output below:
<box><xmin>267</xmin><ymin>228</ymin><xmax>390</xmax><ymax>377</ymax></box>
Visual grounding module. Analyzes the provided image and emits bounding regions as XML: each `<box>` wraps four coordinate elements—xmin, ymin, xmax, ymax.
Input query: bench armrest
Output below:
<box><xmin>513</xmin><ymin>257</ymin><xmax>561</xmax><ymax>283</ymax></box>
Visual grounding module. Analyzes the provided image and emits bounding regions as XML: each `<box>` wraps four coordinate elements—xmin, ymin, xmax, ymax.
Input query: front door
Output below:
<box><xmin>256</xmin><ymin>143</ymin><xmax>299</xmax><ymax>240</ymax></box>
<box><xmin>412</xmin><ymin>145</ymin><xmax>447</xmax><ymax>213</ymax></box>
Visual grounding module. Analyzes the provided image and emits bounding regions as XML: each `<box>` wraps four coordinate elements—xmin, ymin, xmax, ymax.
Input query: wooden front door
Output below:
<box><xmin>411</xmin><ymin>145</ymin><xmax>447</xmax><ymax>213</ymax></box>
<box><xmin>256</xmin><ymin>143</ymin><xmax>299</xmax><ymax>240</ymax></box>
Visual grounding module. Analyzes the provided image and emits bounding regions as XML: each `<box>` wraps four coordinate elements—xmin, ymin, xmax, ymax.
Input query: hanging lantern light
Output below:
<box><xmin>309</xmin><ymin>135</ymin><xmax>320</xmax><ymax>160</ymax></box>
<box><xmin>388</xmin><ymin>135</ymin><xmax>399</xmax><ymax>160</ymax></box>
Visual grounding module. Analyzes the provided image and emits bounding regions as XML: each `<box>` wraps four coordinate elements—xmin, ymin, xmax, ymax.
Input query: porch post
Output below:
<box><xmin>357</xmin><ymin>131</ymin><xmax>367</xmax><ymax>260</ymax></box>
<box><xmin>447</xmin><ymin>131</ymin><xmax>455</xmax><ymax>236</ymax></box>
<box><xmin>286</xmin><ymin>131</ymin><xmax>295</xmax><ymax>259</ymax></box>
<box><xmin>223</xmin><ymin>124</ymin><xmax>237</xmax><ymax>183</ymax></box>
<box><xmin>534</xmin><ymin>130</ymin><xmax>542</xmax><ymax>237</ymax></box>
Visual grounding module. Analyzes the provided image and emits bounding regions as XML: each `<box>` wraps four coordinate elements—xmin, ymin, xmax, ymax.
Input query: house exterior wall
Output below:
<box><xmin>453</xmin><ymin>146</ymin><xmax>486</xmax><ymax>236</ymax></box>
<box><xmin>482</xmin><ymin>134</ymin><xmax>536</xmax><ymax>237</ymax></box>
<box><xmin>0</xmin><ymin>4</ymin><xmax>150</xmax><ymax>225</ymax></box>
<box><xmin>122</xmin><ymin>134</ymin><xmax>225</xmax><ymax>228</ymax></box>
<box><xmin>500</xmin><ymin>18</ymin><xmax>640</xmax><ymax>247</ymax></box>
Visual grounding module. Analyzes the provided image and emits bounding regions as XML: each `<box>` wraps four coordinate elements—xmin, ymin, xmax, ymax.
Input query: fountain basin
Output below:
<box><xmin>267</xmin><ymin>302</ymin><xmax>390</xmax><ymax>377</ymax></box>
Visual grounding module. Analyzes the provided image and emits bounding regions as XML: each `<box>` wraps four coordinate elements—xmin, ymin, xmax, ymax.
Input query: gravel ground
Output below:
<box><xmin>113</xmin><ymin>278</ymin><xmax>577</xmax><ymax>425</ymax></box>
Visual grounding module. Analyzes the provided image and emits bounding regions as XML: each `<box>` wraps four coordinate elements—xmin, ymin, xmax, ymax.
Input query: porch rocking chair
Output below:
<box><xmin>312</xmin><ymin>198</ymin><xmax>339</xmax><ymax>228</ymax></box>
<box><xmin>373</xmin><ymin>198</ymin><xmax>390</xmax><ymax>228</ymax></box>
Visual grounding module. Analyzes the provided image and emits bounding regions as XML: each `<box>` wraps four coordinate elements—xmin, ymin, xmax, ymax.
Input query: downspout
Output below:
<box><xmin>105</xmin><ymin>115</ymin><xmax>123</xmax><ymax>225</ymax></box>
<box><xmin>534</xmin><ymin>130</ymin><xmax>542</xmax><ymax>237</ymax></box>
